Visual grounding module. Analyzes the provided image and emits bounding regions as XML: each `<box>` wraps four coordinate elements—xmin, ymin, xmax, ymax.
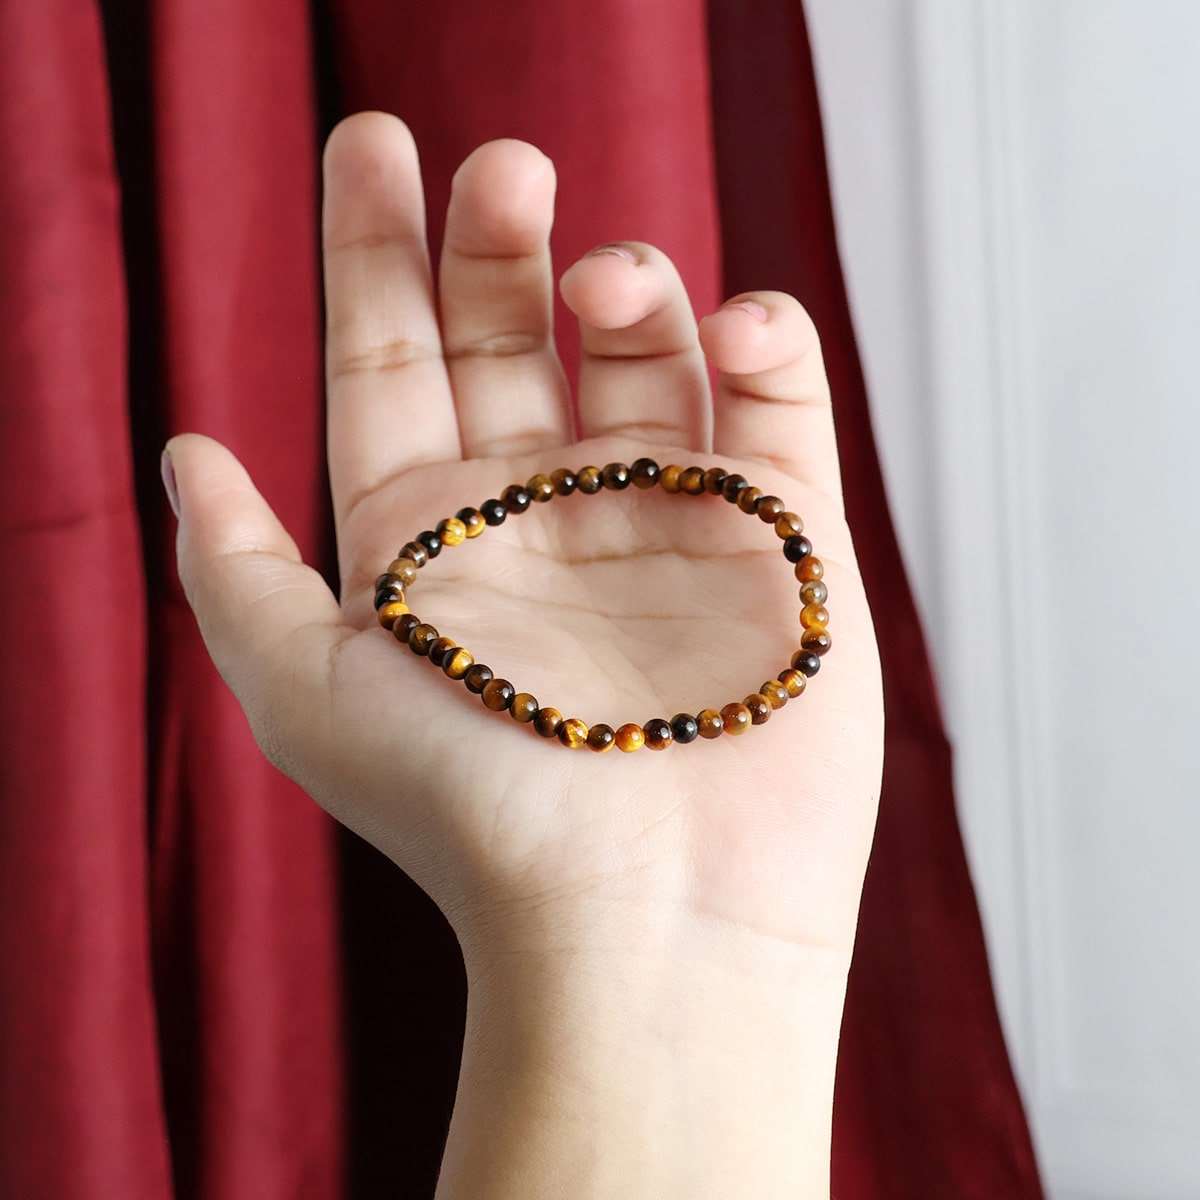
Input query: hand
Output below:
<box><xmin>165</xmin><ymin>112</ymin><xmax>883</xmax><ymax>1198</ymax></box>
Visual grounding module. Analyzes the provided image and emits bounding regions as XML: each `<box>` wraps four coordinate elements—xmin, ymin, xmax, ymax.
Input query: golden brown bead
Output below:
<box><xmin>409</xmin><ymin>623</ymin><xmax>439</xmax><ymax>655</ymax></box>
<box><xmin>799</xmin><ymin>579</ymin><xmax>828</xmax><ymax>606</ymax></box>
<box><xmin>443</xmin><ymin>647</ymin><xmax>474</xmax><ymax>679</ymax></box>
<box><xmin>527</xmin><ymin>474</ymin><xmax>555</xmax><ymax>503</ymax></box>
<box><xmin>601</xmin><ymin>462</ymin><xmax>631</xmax><ymax>490</ymax></box>
<box><xmin>660</xmin><ymin>464</ymin><xmax>683</xmax><ymax>493</ymax></box>
<box><xmin>436</xmin><ymin>516</ymin><xmax>467</xmax><ymax>546</ymax></box>
<box><xmin>393</xmin><ymin>612</ymin><xmax>421</xmax><ymax>644</ymax></box>
<box><xmin>743</xmin><ymin>694</ymin><xmax>772</xmax><ymax>725</ymax></box>
<box><xmin>534</xmin><ymin>707</ymin><xmax>563</xmax><ymax>737</ymax></box>
<box><xmin>720</xmin><ymin>702</ymin><xmax>752</xmax><ymax>735</ymax></box>
<box><xmin>800</xmin><ymin>603</ymin><xmax>830</xmax><ymax>631</ymax></box>
<box><xmin>630</xmin><ymin>458</ymin><xmax>661</xmax><ymax>489</ymax></box>
<box><xmin>587</xmin><ymin>723</ymin><xmax>616</xmax><ymax>753</ymax></box>
<box><xmin>736</xmin><ymin>486</ymin><xmax>763</xmax><ymax>513</ymax></box>
<box><xmin>774</xmin><ymin>512</ymin><xmax>804</xmax><ymax>539</ymax></box>
<box><xmin>400</xmin><ymin>541</ymin><xmax>428</xmax><ymax>568</ymax></box>
<box><xmin>558</xmin><ymin>717</ymin><xmax>588</xmax><ymax>748</ymax></box>
<box><xmin>550</xmin><ymin>468</ymin><xmax>578</xmax><ymax>496</ymax></box>
<box><xmin>756</xmin><ymin>495</ymin><xmax>785</xmax><ymax>523</ymax></box>
<box><xmin>615</xmin><ymin>723</ymin><xmax>645</xmax><ymax>752</ymax></box>
<box><xmin>697</xmin><ymin>708</ymin><xmax>725</xmax><ymax>739</ymax></box>
<box><xmin>801</xmin><ymin>630</ymin><xmax>832</xmax><ymax>656</ymax></box>
<box><xmin>377</xmin><ymin>600</ymin><xmax>409</xmax><ymax>628</ymax></box>
<box><xmin>643</xmin><ymin>718</ymin><xmax>673</xmax><ymax>750</ymax></box>
<box><xmin>510</xmin><ymin>692</ymin><xmax>539</xmax><ymax>722</ymax></box>
<box><xmin>760</xmin><ymin>680</ymin><xmax>790</xmax><ymax>709</ymax></box>
<box><xmin>456</xmin><ymin>507</ymin><xmax>487</xmax><ymax>538</ymax></box>
<box><xmin>679</xmin><ymin>466</ymin><xmax>706</xmax><ymax>495</ymax></box>
<box><xmin>482</xmin><ymin>678</ymin><xmax>515</xmax><ymax>711</ymax></box>
<box><xmin>386</xmin><ymin>558</ymin><xmax>420</xmax><ymax>586</ymax></box>
<box><xmin>464</xmin><ymin>663</ymin><xmax>494</xmax><ymax>693</ymax></box>
<box><xmin>777</xmin><ymin>668</ymin><xmax>807</xmax><ymax>698</ymax></box>
<box><xmin>796</xmin><ymin>556</ymin><xmax>825</xmax><ymax>583</ymax></box>
<box><xmin>428</xmin><ymin>636</ymin><xmax>457</xmax><ymax>667</ymax></box>
<box><xmin>577</xmin><ymin>465</ymin><xmax>603</xmax><ymax>494</ymax></box>
<box><xmin>703</xmin><ymin>467</ymin><xmax>728</xmax><ymax>495</ymax></box>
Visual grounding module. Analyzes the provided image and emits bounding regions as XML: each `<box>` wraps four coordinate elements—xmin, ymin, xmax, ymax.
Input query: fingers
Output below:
<box><xmin>322</xmin><ymin>113</ymin><xmax>460</xmax><ymax>533</ymax></box>
<box><xmin>699</xmin><ymin>292</ymin><xmax>842</xmax><ymax>503</ymax></box>
<box><xmin>164</xmin><ymin>434</ymin><xmax>346</xmax><ymax>769</ymax></box>
<box><xmin>439</xmin><ymin>140</ymin><xmax>571</xmax><ymax>458</ymax></box>
<box><xmin>560</xmin><ymin>242</ymin><xmax>711</xmax><ymax>450</ymax></box>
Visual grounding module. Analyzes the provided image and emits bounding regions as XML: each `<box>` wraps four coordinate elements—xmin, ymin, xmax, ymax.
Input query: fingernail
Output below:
<box><xmin>161</xmin><ymin>448</ymin><xmax>180</xmax><ymax>518</ymax></box>
<box><xmin>588</xmin><ymin>243</ymin><xmax>637</xmax><ymax>263</ymax></box>
<box><xmin>723</xmin><ymin>298</ymin><xmax>769</xmax><ymax>322</ymax></box>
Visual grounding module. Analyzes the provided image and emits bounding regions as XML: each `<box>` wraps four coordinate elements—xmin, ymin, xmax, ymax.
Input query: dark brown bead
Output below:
<box><xmin>577</xmin><ymin>465</ymin><xmax>603</xmax><ymax>494</ymax></box>
<box><xmin>601</xmin><ymin>462</ymin><xmax>631</xmax><ymax>490</ymax></box>
<box><xmin>502</xmin><ymin>484</ymin><xmax>532</xmax><ymax>513</ymax></box>
<box><xmin>409</xmin><ymin>623</ymin><xmax>439</xmax><ymax>655</ymax></box>
<box><xmin>659</xmin><ymin>464</ymin><xmax>683</xmax><ymax>493</ymax></box>
<box><xmin>720</xmin><ymin>702</ymin><xmax>752</xmax><ymax>735</ymax></box>
<box><xmin>586</xmin><ymin>723</ymin><xmax>616</xmax><ymax>753</ymax></box>
<box><xmin>790</xmin><ymin>649</ymin><xmax>821</xmax><ymax>678</ymax></box>
<box><xmin>743</xmin><ymin>693</ymin><xmax>772</xmax><ymax>725</ymax></box>
<box><xmin>703</xmin><ymin>467</ymin><xmax>728</xmax><ymax>495</ymax></box>
<box><xmin>550</xmin><ymin>468</ymin><xmax>577</xmax><ymax>496</ymax></box>
<box><xmin>630</xmin><ymin>458</ymin><xmax>661</xmax><ymax>489</ymax></box>
<box><xmin>558</xmin><ymin>717</ymin><xmax>588</xmax><ymax>748</ymax></box>
<box><xmin>428</xmin><ymin>636</ymin><xmax>456</xmax><ymax>667</ymax></box>
<box><xmin>736</xmin><ymin>486</ymin><xmax>763</xmax><ymax>514</ymax></box>
<box><xmin>386</xmin><ymin>558</ymin><xmax>420</xmax><ymax>586</ymax></box>
<box><xmin>777</xmin><ymin>668</ymin><xmax>807</xmax><ymax>698</ymax></box>
<box><xmin>393</xmin><ymin>612</ymin><xmax>421</xmax><ymax>644</ymax></box>
<box><xmin>783</xmin><ymin>535</ymin><xmax>813</xmax><ymax>563</ymax></box>
<box><xmin>527</xmin><ymin>474</ymin><xmax>554</xmax><ymax>503</ymax></box>
<box><xmin>800</xmin><ymin>603</ymin><xmax>830</xmax><ymax>631</ymax></box>
<box><xmin>443</xmin><ymin>647</ymin><xmax>475</xmax><ymax>679</ymax></box>
<box><xmin>417</xmin><ymin>530</ymin><xmax>442</xmax><ymax>558</ymax></box>
<box><xmin>482</xmin><ymin>678</ymin><xmax>516</xmax><ymax>711</ymax></box>
<box><xmin>774</xmin><ymin>512</ymin><xmax>804</xmax><ymax>539</ymax></box>
<box><xmin>456</xmin><ymin>508</ymin><xmax>486</xmax><ymax>539</ymax></box>
<box><xmin>510</xmin><ymin>692</ymin><xmax>539</xmax><ymax>722</ymax></box>
<box><xmin>481</xmin><ymin>498</ymin><xmax>507</xmax><ymax>526</ymax></box>
<box><xmin>721</xmin><ymin>473</ymin><xmax>749</xmax><ymax>502</ymax></box>
<box><xmin>679</xmin><ymin>466</ymin><xmax>706</xmax><ymax>495</ymax></box>
<box><xmin>796</xmin><ymin>555</ymin><xmax>824</xmax><ymax>583</ymax></box>
<box><xmin>643</xmin><ymin>718</ymin><xmax>673</xmax><ymax>750</ymax></box>
<box><xmin>400</xmin><ymin>540</ymin><xmax>429</xmax><ymax>567</ymax></box>
<box><xmin>377</xmin><ymin>600</ymin><xmax>409</xmax><ymax>628</ymax></box>
<box><xmin>436</xmin><ymin>516</ymin><xmax>467</xmax><ymax>546</ymax></box>
<box><xmin>670</xmin><ymin>713</ymin><xmax>700</xmax><ymax>744</ymax></box>
<box><xmin>760</xmin><ymin>680</ymin><xmax>790</xmax><ymax>710</ymax></box>
<box><xmin>756</xmin><ymin>495</ymin><xmax>785</xmax><ymax>523</ymax></box>
<box><xmin>801</xmin><ymin>630</ymin><xmax>832</xmax><ymax>656</ymax></box>
<box><xmin>464</xmin><ymin>663</ymin><xmax>494</xmax><ymax>693</ymax></box>
<box><xmin>696</xmin><ymin>708</ymin><xmax>725</xmax><ymax>739</ymax></box>
<box><xmin>615</xmin><ymin>723</ymin><xmax>645</xmax><ymax>752</ymax></box>
<box><xmin>375</xmin><ymin>572</ymin><xmax>402</xmax><ymax>593</ymax></box>
<box><xmin>799</xmin><ymin>579</ymin><xmax>828</xmax><ymax>606</ymax></box>
<box><xmin>534</xmin><ymin>706</ymin><xmax>563</xmax><ymax>737</ymax></box>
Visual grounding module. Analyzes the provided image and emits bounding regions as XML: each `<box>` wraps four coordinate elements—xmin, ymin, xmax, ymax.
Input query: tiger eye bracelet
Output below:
<box><xmin>372</xmin><ymin>458</ymin><xmax>831</xmax><ymax>754</ymax></box>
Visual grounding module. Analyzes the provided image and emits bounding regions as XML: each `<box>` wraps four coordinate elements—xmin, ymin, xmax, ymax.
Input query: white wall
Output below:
<box><xmin>805</xmin><ymin>3</ymin><xmax>1200</xmax><ymax>1197</ymax></box>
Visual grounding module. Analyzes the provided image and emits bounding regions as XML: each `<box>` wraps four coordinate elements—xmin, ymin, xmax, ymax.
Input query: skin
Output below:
<box><xmin>164</xmin><ymin>112</ymin><xmax>884</xmax><ymax>1198</ymax></box>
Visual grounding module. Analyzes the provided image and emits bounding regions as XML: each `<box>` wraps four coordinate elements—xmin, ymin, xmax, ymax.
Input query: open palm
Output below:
<box><xmin>168</xmin><ymin>113</ymin><xmax>883</xmax><ymax>965</ymax></box>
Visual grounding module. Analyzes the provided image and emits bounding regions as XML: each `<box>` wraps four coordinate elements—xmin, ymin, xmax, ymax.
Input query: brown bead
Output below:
<box><xmin>736</xmin><ymin>486</ymin><xmax>763</xmax><ymax>513</ymax></box>
<box><xmin>799</xmin><ymin>579</ymin><xmax>828</xmax><ymax>606</ymax></box>
<box><xmin>586</xmin><ymin>723</ymin><xmax>616</xmax><ymax>753</ymax></box>
<box><xmin>696</xmin><ymin>708</ymin><xmax>725</xmax><ymax>739</ymax></box>
<box><xmin>743</xmin><ymin>694</ymin><xmax>772</xmax><ymax>725</ymax></box>
<box><xmin>720</xmin><ymin>702</ymin><xmax>752</xmax><ymax>735</ymax></box>
<box><xmin>774</xmin><ymin>512</ymin><xmax>804</xmax><ymax>539</ymax></box>
<box><xmin>436</xmin><ymin>516</ymin><xmax>467</xmax><ymax>546</ymax></box>
<box><xmin>428</xmin><ymin>636</ymin><xmax>457</xmax><ymax>667</ymax></box>
<box><xmin>558</xmin><ymin>717</ymin><xmax>588</xmax><ymax>748</ymax></box>
<box><xmin>630</xmin><ymin>458</ymin><xmax>661</xmax><ymax>489</ymax></box>
<box><xmin>377</xmin><ymin>600</ymin><xmax>410</xmax><ymax>628</ymax></box>
<box><xmin>400</xmin><ymin>540</ymin><xmax>428</xmax><ymax>568</ymax></box>
<box><xmin>800</xmin><ymin>603</ymin><xmax>830</xmax><ymax>631</ymax></box>
<box><xmin>791</xmin><ymin>649</ymin><xmax>821</xmax><ymax>678</ymax></box>
<box><xmin>679</xmin><ymin>466</ymin><xmax>706</xmax><ymax>495</ymax></box>
<box><xmin>386</xmin><ymin>558</ymin><xmax>420</xmax><ymax>586</ymax></box>
<box><xmin>527</xmin><ymin>473</ymin><xmax>555</xmax><ymax>503</ymax></box>
<box><xmin>534</xmin><ymin>707</ymin><xmax>563</xmax><ymax>737</ymax></box>
<box><xmin>577</xmin><ymin>465</ymin><xmax>603</xmax><ymax>494</ymax></box>
<box><xmin>801</xmin><ymin>630</ymin><xmax>833</xmax><ymax>656</ymax></box>
<box><xmin>601</xmin><ymin>462</ymin><xmax>631</xmax><ymax>490</ymax></box>
<box><xmin>550</xmin><ymin>468</ymin><xmax>577</xmax><ymax>496</ymax></box>
<box><xmin>482</xmin><ymin>678</ymin><xmax>516</xmax><ymax>711</ymax></box>
<box><xmin>615</xmin><ymin>723</ymin><xmax>645</xmax><ymax>752</ymax></box>
<box><xmin>756</xmin><ymin>495</ymin><xmax>785</xmax><ymax>523</ymax></box>
<box><xmin>760</xmin><ymin>680</ymin><xmax>790</xmax><ymax>709</ymax></box>
<box><xmin>393</xmin><ymin>612</ymin><xmax>421</xmax><ymax>644</ymax></box>
<box><xmin>502</xmin><ymin>483</ymin><xmax>532</xmax><ymax>513</ymax></box>
<box><xmin>374</xmin><ymin>572</ymin><xmax>406</xmax><ymax>599</ymax></box>
<box><xmin>643</xmin><ymin>718</ymin><xmax>673</xmax><ymax>750</ymax></box>
<box><xmin>796</xmin><ymin>556</ymin><xmax>825</xmax><ymax>583</ymax></box>
<box><xmin>510</xmin><ymin>692</ymin><xmax>539</xmax><ymax>722</ymax></box>
<box><xmin>464</xmin><ymin>663</ymin><xmax>494</xmax><ymax>693</ymax></box>
<box><xmin>443</xmin><ymin>647</ymin><xmax>474</xmax><ymax>679</ymax></box>
<box><xmin>721</xmin><ymin>473</ymin><xmax>749</xmax><ymax>502</ymax></box>
<box><xmin>456</xmin><ymin>507</ymin><xmax>487</xmax><ymax>538</ymax></box>
<box><xmin>777</xmin><ymin>668</ymin><xmax>807</xmax><ymax>698</ymax></box>
<box><xmin>409</xmin><ymin>623</ymin><xmax>439</xmax><ymax>655</ymax></box>
<box><xmin>660</xmin><ymin>464</ymin><xmax>683</xmax><ymax>493</ymax></box>
<box><xmin>703</xmin><ymin>467</ymin><xmax>728</xmax><ymax>495</ymax></box>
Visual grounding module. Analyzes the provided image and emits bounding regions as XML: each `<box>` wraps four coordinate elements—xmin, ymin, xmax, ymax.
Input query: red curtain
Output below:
<box><xmin>0</xmin><ymin>2</ymin><xmax>1043</xmax><ymax>1197</ymax></box>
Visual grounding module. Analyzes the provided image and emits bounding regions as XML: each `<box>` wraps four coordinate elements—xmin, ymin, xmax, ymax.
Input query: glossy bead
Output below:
<box><xmin>791</xmin><ymin>649</ymin><xmax>821</xmax><ymax>678</ymax></box>
<box><xmin>783</xmin><ymin>535</ymin><xmax>813</xmax><ymax>563</ymax></box>
<box><xmin>660</xmin><ymin>464</ymin><xmax>683</xmax><ymax>493</ymax></box>
<box><xmin>418</xmin><ymin>530</ymin><xmax>442</xmax><ymax>558</ymax></box>
<box><xmin>799</xmin><ymin>579</ymin><xmax>828</xmax><ymax>606</ymax></box>
<box><xmin>550</xmin><ymin>468</ymin><xmax>578</xmax><ymax>496</ymax></box>
<box><xmin>679</xmin><ymin>466</ymin><xmax>706</xmax><ymax>495</ymax></box>
<box><xmin>387</xmin><ymin>558</ymin><xmax>420</xmax><ymax>586</ymax></box>
<box><xmin>801</xmin><ymin>630</ymin><xmax>833</xmax><ymax>656</ymax></box>
<box><xmin>510</xmin><ymin>692</ymin><xmax>539</xmax><ymax>722</ymax></box>
<box><xmin>481</xmin><ymin>498</ymin><xmax>508</xmax><ymax>526</ymax></box>
<box><xmin>443</xmin><ymin>647</ymin><xmax>474</xmax><ymax>679</ymax></box>
<box><xmin>760</xmin><ymin>680</ymin><xmax>790</xmax><ymax>710</ymax></box>
<box><xmin>409</xmin><ymin>623</ymin><xmax>439</xmax><ymax>655</ymax></box>
<box><xmin>643</xmin><ymin>718</ymin><xmax>673</xmax><ymax>750</ymax></box>
<box><xmin>375</xmin><ymin>586</ymin><xmax>403</xmax><ymax>611</ymax></box>
<box><xmin>601</xmin><ymin>462</ymin><xmax>631</xmax><ymax>490</ymax></box>
<box><xmin>400</xmin><ymin>540</ymin><xmax>429</xmax><ymax>567</ymax></box>
<box><xmin>736</xmin><ymin>486</ymin><xmax>763</xmax><ymax>514</ymax></box>
<box><xmin>456</xmin><ymin>507</ymin><xmax>487</xmax><ymax>538</ymax></box>
<box><xmin>720</xmin><ymin>702</ymin><xmax>752</xmax><ymax>735</ymax></box>
<box><xmin>482</xmin><ymin>678</ymin><xmax>516</xmax><ymax>711</ymax></box>
<box><xmin>777</xmin><ymin>668</ymin><xmax>808</xmax><ymax>698</ymax></box>
<box><xmin>527</xmin><ymin>474</ymin><xmax>554</xmax><ymax>503</ymax></box>
<box><xmin>774</xmin><ymin>512</ymin><xmax>804</xmax><ymax>539</ymax></box>
<box><xmin>436</xmin><ymin>516</ymin><xmax>467</xmax><ymax>546</ymax></box>
<box><xmin>670</xmin><ymin>713</ymin><xmax>700</xmax><ymax>744</ymax></box>
<box><xmin>756</xmin><ymin>495</ymin><xmax>785</xmax><ymax>523</ymax></box>
<box><xmin>502</xmin><ymin>484</ymin><xmax>532</xmax><ymax>513</ymax></box>
<box><xmin>577</xmin><ymin>465</ymin><xmax>603</xmax><ymax>494</ymax></box>
<box><xmin>615</xmin><ymin>723</ymin><xmax>645</xmax><ymax>752</ymax></box>
<box><xmin>721</xmin><ymin>473</ymin><xmax>749</xmax><ymax>502</ymax></box>
<box><xmin>800</xmin><ymin>603</ymin><xmax>830</xmax><ymax>631</ymax></box>
<box><xmin>393</xmin><ymin>612</ymin><xmax>421</xmax><ymax>644</ymax></box>
<box><xmin>534</xmin><ymin>707</ymin><xmax>563</xmax><ymax>737</ymax></box>
<box><xmin>630</xmin><ymin>458</ymin><xmax>661</xmax><ymax>489</ymax></box>
<box><xmin>744</xmin><ymin>693</ymin><xmax>772</xmax><ymax>725</ymax></box>
<box><xmin>697</xmin><ymin>708</ymin><xmax>725</xmax><ymax>739</ymax></box>
<box><xmin>703</xmin><ymin>467</ymin><xmax>728</xmax><ymax>495</ymax></box>
<box><xmin>377</xmin><ymin>600</ymin><xmax>409</xmax><ymax>628</ymax></box>
<box><xmin>586</xmin><ymin>723</ymin><xmax>616</xmax><ymax>753</ymax></box>
<box><xmin>558</xmin><ymin>717</ymin><xmax>588</xmax><ymax>748</ymax></box>
<box><xmin>464</xmin><ymin>663</ymin><xmax>494</xmax><ymax>693</ymax></box>
<box><xmin>428</xmin><ymin>636</ymin><xmax>456</xmax><ymax>667</ymax></box>
<box><xmin>795</xmin><ymin>555</ymin><xmax>824</xmax><ymax>583</ymax></box>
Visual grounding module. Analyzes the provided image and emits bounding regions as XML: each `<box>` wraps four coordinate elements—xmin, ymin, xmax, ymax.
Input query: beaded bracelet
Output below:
<box><xmin>373</xmin><ymin>459</ymin><xmax>830</xmax><ymax>753</ymax></box>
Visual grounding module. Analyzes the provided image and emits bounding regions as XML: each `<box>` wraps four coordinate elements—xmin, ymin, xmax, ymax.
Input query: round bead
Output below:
<box><xmin>482</xmin><ymin>678</ymin><xmax>516</xmax><ymax>711</ymax></box>
<box><xmin>670</xmin><ymin>713</ymin><xmax>700</xmax><ymax>744</ymax></box>
<box><xmin>783</xmin><ymin>535</ymin><xmax>813</xmax><ymax>563</ymax></box>
<box><xmin>417</xmin><ymin>530</ymin><xmax>442</xmax><ymax>558</ymax></box>
<box><xmin>577</xmin><ymin>465</ymin><xmax>603</xmax><ymax>494</ymax></box>
<box><xmin>736</xmin><ymin>486</ymin><xmax>763</xmax><ymax>514</ymax></box>
<box><xmin>534</xmin><ymin>707</ymin><xmax>563</xmax><ymax>737</ymax></box>
<box><xmin>799</xmin><ymin>579</ymin><xmax>828</xmax><ymax>606</ymax></box>
<box><xmin>481</xmin><ymin>499</ymin><xmax>507</xmax><ymax>526</ymax></box>
<box><xmin>643</xmin><ymin>718</ymin><xmax>673</xmax><ymax>750</ymax></box>
<box><xmin>791</xmin><ymin>649</ymin><xmax>822</xmax><ymax>678</ymax></box>
<box><xmin>777</xmin><ymin>668</ymin><xmax>808</xmax><ymax>698</ymax></box>
<box><xmin>527</xmin><ymin>474</ymin><xmax>554</xmax><ymax>503</ymax></box>
<box><xmin>801</xmin><ymin>630</ymin><xmax>833</xmax><ymax>656</ymax></box>
<box><xmin>428</xmin><ymin>636</ymin><xmax>456</xmax><ymax>667</ymax></box>
<box><xmin>744</xmin><ymin>693</ymin><xmax>772</xmax><ymax>725</ymax></box>
<box><xmin>760</xmin><ymin>680</ymin><xmax>790</xmax><ymax>709</ymax></box>
<box><xmin>720</xmin><ymin>702</ymin><xmax>752</xmax><ymax>735</ymax></box>
<box><xmin>393</xmin><ymin>612</ymin><xmax>421</xmax><ymax>644</ymax></box>
<box><xmin>601</xmin><ymin>462</ymin><xmax>631</xmax><ymax>490</ymax></box>
<box><xmin>464</xmin><ymin>663</ymin><xmax>494</xmax><ymax>693</ymax></box>
<box><xmin>374</xmin><ymin>572</ymin><xmax>406</xmax><ymax>597</ymax></box>
<box><xmin>409</xmin><ymin>623</ymin><xmax>439</xmax><ymax>655</ymax></box>
<box><xmin>721</xmin><ymin>473</ymin><xmax>749</xmax><ymax>502</ymax></box>
<box><xmin>502</xmin><ymin>484</ymin><xmax>532</xmax><ymax>513</ymax></box>
<box><xmin>703</xmin><ymin>467</ymin><xmax>728</xmax><ymax>495</ymax></box>
<box><xmin>436</xmin><ymin>516</ymin><xmax>467</xmax><ymax>546</ymax></box>
<box><xmin>558</xmin><ymin>717</ymin><xmax>588</xmax><ymax>748</ymax></box>
<box><xmin>660</xmin><ymin>464</ymin><xmax>683</xmax><ymax>493</ymax></box>
<box><xmin>456</xmin><ymin>507</ymin><xmax>487</xmax><ymax>538</ymax></box>
<box><xmin>630</xmin><ymin>458</ymin><xmax>661</xmax><ymax>489</ymax></box>
<box><xmin>375</xmin><ymin>586</ymin><xmax>403</xmax><ymax>611</ymax></box>
<box><xmin>697</xmin><ymin>708</ymin><xmax>725</xmax><ymax>739</ymax></box>
<box><xmin>615</xmin><ymin>723</ymin><xmax>645</xmax><ymax>752</ymax></box>
<box><xmin>586</xmin><ymin>723</ymin><xmax>616</xmax><ymax>753</ymax></box>
<box><xmin>756</xmin><ymin>495</ymin><xmax>785</xmax><ymax>523</ymax></box>
<box><xmin>400</xmin><ymin>541</ymin><xmax>429</xmax><ymax>567</ymax></box>
<box><xmin>387</xmin><ymin>558</ymin><xmax>420</xmax><ymax>586</ymax></box>
<box><xmin>796</xmin><ymin>555</ymin><xmax>824</xmax><ymax>583</ymax></box>
<box><xmin>510</xmin><ymin>692</ymin><xmax>539</xmax><ymax>722</ymax></box>
<box><xmin>377</xmin><ymin>600</ymin><xmax>409</xmax><ymax>628</ymax></box>
<box><xmin>679</xmin><ymin>466</ymin><xmax>706</xmax><ymax>495</ymax></box>
<box><xmin>774</xmin><ymin>512</ymin><xmax>804</xmax><ymax>539</ymax></box>
<box><xmin>550</xmin><ymin>468</ymin><xmax>578</xmax><ymax>496</ymax></box>
<box><xmin>800</xmin><ymin>603</ymin><xmax>830</xmax><ymax>631</ymax></box>
<box><xmin>443</xmin><ymin>647</ymin><xmax>474</xmax><ymax>679</ymax></box>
